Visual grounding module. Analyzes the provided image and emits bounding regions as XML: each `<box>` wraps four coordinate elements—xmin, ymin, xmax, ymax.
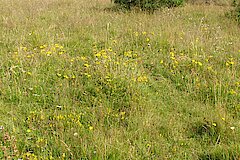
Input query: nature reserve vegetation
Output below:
<box><xmin>0</xmin><ymin>0</ymin><xmax>240</xmax><ymax>159</ymax></box>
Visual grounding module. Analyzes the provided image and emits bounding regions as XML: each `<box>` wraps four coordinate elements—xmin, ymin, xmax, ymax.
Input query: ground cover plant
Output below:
<box><xmin>0</xmin><ymin>0</ymin><xmax>240</xmax><ymax>159</ymax></box>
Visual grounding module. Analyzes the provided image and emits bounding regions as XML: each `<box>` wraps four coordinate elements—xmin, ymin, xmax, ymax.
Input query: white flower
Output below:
<box><xmin>73</xmin><ymin>132</ymin><xmax>78</xmax><ymax>137</ymax></box>
<box><xmin>230</xmin><ymin>127</ymin><xmax>235</xmax><ymax>130</ymax></box>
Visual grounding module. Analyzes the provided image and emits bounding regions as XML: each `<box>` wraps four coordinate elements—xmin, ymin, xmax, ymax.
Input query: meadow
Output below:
<box><xmin>0</xmin><ymin>0</ymin><xmax>240</xmax><ymax>159</ymax></box>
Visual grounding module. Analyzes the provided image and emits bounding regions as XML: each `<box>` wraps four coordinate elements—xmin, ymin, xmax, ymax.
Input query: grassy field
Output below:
<box><xmin>0</xmin><ymin>0</ymin><xmax>240</xmax><ymax>159</ymax></box>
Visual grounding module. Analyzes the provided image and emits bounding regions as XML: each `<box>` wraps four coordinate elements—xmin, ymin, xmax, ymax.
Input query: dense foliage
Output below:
<box><xmin>235</xmin><ymin>2</ymin><xmax>240</xmax><ymax>23</ymax></box>
<box><xmin>112</xmin><ymin>0</ymin><xmax>184</xmax><ymax>10</ymax></box>
<box><xmin>228</xmin><ymin>0</ymin><xmax>240</xmax><ymax>23</ymax></box>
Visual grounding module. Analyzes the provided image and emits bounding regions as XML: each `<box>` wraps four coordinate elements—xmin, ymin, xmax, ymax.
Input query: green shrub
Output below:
<box><xmin>112</xmin><ymin>0</ymin><xmax>184</xmax><ymax>11</ymax></box>
<box><xmin>232</xmin><ymin>0</ymin><xmax>240</xmax><ymax>7</ymax></box>
<box><xmin>229</xmin><ymin>0</ymin><xmax>240</xmax><ymax>24</ymax></box>
<box><xmin>236</xmin><ymin>5</ymin><xmax>240</xmax><ymax>23</ymax></box>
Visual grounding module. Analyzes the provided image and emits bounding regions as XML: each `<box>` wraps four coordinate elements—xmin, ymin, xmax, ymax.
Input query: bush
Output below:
<box><xmin>229</xmin><ymin>0</ymin><xmax>240</xmax><ymax>24</ymax></box>
<box><xmin>232</xmin><ymin>0</ymin><xmax>240</xmax><ymax>7</ymax></box>
<box><xmin>112</xmin><ymin>0</ymin><xmax>184</xmax><ymax>11</ymax></box>
<box><xmin>235</xmin><ymin>5</ymin><xmax>240</xmax><ymax>23</ymax></box>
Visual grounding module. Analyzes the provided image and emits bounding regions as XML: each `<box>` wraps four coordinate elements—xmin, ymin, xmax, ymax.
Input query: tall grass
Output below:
<box><xmin>0</xmin><ymin>0</ymin><xmax>240</xmax><ymax>159</ymax></box>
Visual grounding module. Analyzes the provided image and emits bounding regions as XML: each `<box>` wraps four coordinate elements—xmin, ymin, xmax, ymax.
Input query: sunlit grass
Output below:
<box><xmin>0</xmin><ymin>0</ymin><xmax>240</xmax><ymax>159</ymax></box>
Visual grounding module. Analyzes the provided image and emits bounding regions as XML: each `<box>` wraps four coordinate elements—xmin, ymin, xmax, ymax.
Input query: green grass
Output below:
<box><xmin>0</xmin><ymin>0</ymin><xmax>240</xmax><ymax>159</ymax></box>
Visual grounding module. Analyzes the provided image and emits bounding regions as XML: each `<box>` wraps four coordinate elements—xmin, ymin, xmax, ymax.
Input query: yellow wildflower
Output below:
<box><xmin>89</xmin><ymin>126</ymin><xmax>93</xmax><ymax>131</ymax></box>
